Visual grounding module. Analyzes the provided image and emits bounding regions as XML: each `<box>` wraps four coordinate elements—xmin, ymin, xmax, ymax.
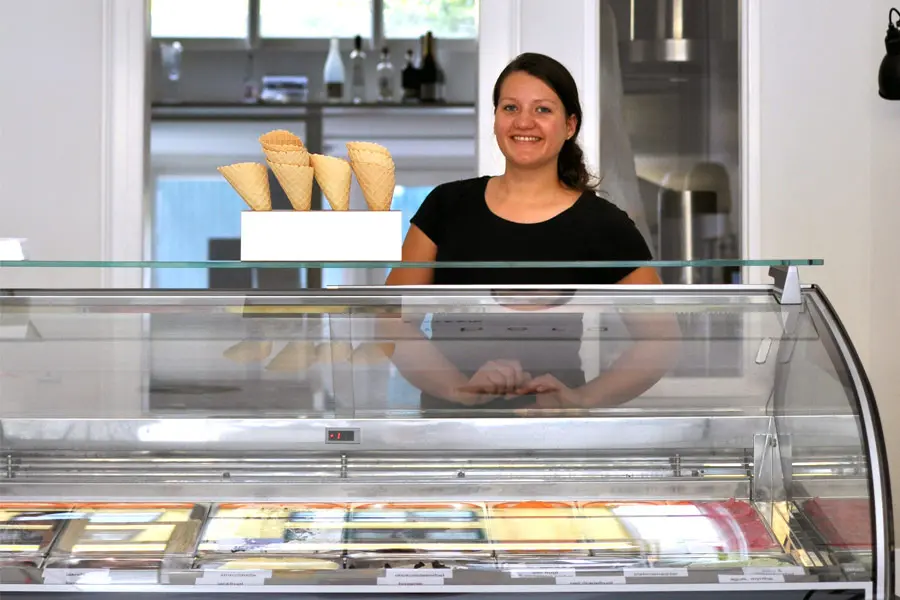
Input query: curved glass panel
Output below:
<box><xmin>0</xmin><ymin>285</ymin><xmax>883</xmax><ymax>596</ymax></box>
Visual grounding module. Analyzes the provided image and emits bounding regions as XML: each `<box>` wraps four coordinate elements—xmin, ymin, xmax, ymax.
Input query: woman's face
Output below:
<box><xmin>494</xmin><ymin>72</ymin><xmax>577</xmax><ymax>171</ymax></box>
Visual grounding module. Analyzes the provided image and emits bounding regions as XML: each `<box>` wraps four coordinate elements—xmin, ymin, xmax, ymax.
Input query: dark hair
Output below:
<box><xmin>492</xmin><ymin>52</ymin><xmax>596</xmax><ymax>192</ymax></box>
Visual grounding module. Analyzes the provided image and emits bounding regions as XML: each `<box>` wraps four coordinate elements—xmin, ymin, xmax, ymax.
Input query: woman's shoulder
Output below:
<box><xmin>572</xmin><ymin>189</ymin><xmax>653</xmax><ymax>259</ymax></box>
<box><xmin>427</xmin><ymin>175</ymin><xmax>491</xmax><ymax>203</ymax></box>
<box><xmin>574</xmin><ymin>189</ymin><xmax>638</xmax><ymax>223</ymax></box>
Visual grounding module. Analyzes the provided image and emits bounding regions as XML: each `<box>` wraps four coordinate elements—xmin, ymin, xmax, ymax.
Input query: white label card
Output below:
<box><xmin>624</xmin><ymin>568</ymin><xmax>689</xmax><ymax>578</ymax></box>
<box><xmin>43</xmin><ymin>569</ymin><xmax>111</xmax><ymax>585</ymax></box>
<box><xmin>195</xmin><ymin>570</ymin><xmax>271</xmax><ymax>586</ymax></box>
<box><xmin>510</xmin><ymin>569</ymin><xmax>576</xmax><ymax>579</ymax></box>
<box><xmin>743</xmin><ymin>566</ymin><xmax>805</xmax><ymax>576</ymax></box>
<box><xmin>377</xmin><ymin>577</ymin><xmax>445</xmax><ymax>586</ymax></box>
<box><xmin>720</xmin><ymin>574</ymin><xmax>785</xmax><ymax>583</ymax></box>
<box><xmin>556</xmin><ymin>576</ymin><xmax>627</xmax><ymax>585</ymax></box>
<box><xmin>381</xmin><ymin>569</ymin><xmax>453</xmax><ymax>580</ymax></box>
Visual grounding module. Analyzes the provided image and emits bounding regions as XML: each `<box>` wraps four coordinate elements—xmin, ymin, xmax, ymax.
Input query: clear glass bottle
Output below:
<box><xmin>350</xmin><ymin>35</ymin><xmax>367</xmax><ymax>104</ymax></box>
<box><xmin>376</xmin><ymin>46</ymin><xmax>395</xmax><ymax>102</ymax></box>
<box><xmin>323</xmin><ymin>37</ymin><xmax>345</xmax><ymax>102</ymax></box>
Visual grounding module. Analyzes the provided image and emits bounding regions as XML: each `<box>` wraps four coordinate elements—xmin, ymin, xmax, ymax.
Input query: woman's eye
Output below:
<box><xmin>503</xmin><ymin>104</ymin><xmax>517</xmax><ymax>112</ymax></box>
<box><xmin>536</xmin><ymin>106</ymin><xmax>551</xmax><ymax>114</ymax></box>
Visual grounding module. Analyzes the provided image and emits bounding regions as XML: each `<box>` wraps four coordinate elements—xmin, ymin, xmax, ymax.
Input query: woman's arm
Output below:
<box><xmin>523</xmin><ymin>267</ymin><xmax>682</xmax><ymax>408</ymax></box>
<box><xmin>381</xmin><ymin>227</ymin><xmax>483</xmax><ymax>404</ymax></box>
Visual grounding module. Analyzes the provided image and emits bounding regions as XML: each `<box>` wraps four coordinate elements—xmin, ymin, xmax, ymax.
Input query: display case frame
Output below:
<box><xmin>0</xmin><ymin>260</ymin><xmax>891</xmax><ymax>598</ymax></box>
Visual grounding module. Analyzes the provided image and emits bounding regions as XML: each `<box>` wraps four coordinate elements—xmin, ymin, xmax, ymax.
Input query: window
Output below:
<box><xmin>383</xmin><ymin>0</ymin><xmax>478</xmax><ymax>39</ymax></box>
<box><xmin>150</xmin><ymin>0</ymin><xmax>250</xmax><ymax>39</ymax></box>
<box><xmin>260</xmin><ymin>0</ymin><xmax>373</xmax><ymax>39</ymax></box>
<box><xmin>150</xmin><ymin>0</ymin><xmax>478</xmax><ymax>41</ymax></box>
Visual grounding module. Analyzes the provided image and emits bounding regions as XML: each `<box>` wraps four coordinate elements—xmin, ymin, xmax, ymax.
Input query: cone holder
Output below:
<box><xmin>240</xmin><ymin>211</ymin><xmax>403</xmax><ymax>262</ymax></box>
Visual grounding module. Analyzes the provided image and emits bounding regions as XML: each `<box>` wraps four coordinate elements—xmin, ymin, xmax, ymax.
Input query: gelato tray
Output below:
<box><xmin>0</xmin><ymin>504</ymin><xmax>75</xmax><ymax>584</ymax></box>
<box><xmin>344</xmin><ymin>503</ymin><xmax>494</xmax><ymax>570</ymax></box>
<box><xmin>44</xmin><ymin>503</ymin><xmax>207</xmax><ymax>579</ymax></box>
<box><xmin>197</xmin><ymin>503</ymin><xmax>347</xmax><ymax>558</ymax></box>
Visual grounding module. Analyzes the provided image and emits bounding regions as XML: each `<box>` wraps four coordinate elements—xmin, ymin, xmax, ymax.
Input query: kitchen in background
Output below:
<box><xmin>605</xmin><ymin>0</ymin><xmax>741</xmax><ymax>285</ymax></box>
<box><xmin>147</xmin><ymin>0</ymin><xmax>740</xmax><ymax>290</ymax></box>
<box><xmin>148</xmin><ymin>0</ymin><xmax>479</xmax><ymax>290</ymax></box>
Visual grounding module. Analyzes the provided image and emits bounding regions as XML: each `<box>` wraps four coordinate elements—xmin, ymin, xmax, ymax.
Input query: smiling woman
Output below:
<box><xmin>386</xmin><ymin>52</ymin><xmax>657</xmax><ymax>288</ymax></box>
<box><xmin>381</xmin><ymin>53</ymin><xmax>679</xmax><ymax>414</ymax></box>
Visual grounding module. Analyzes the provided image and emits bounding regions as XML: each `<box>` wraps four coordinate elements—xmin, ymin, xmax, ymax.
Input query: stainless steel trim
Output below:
<box><xmin>768</xmin><ymin>266</ymin><xmax>802</xmax><ymax>305</ymax></box>
<box><xmin>807</xmin><ymin>290</ymin><xmax>890</xmax><ymax>600</ymax></box>
<box><xmin>0</xmin><ymin>415</ymin><xmax>865</xmax><ymax>452</ymax></box>
<box><xmin>0</xmin><ymin>581</ymin><xmax>873</xmax><ymax>594</ymax></box>
<box><xmin>0</xmin><ymin>480</ymin><xmax>751</xmax><ymax>503</ymax></box>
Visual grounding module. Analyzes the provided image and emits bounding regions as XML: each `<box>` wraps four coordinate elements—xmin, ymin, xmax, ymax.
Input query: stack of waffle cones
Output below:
<box><xmin>346</xmin><ymin>142</ymin><xmax>396</xmax><ymax>211</ymax></box>
<box><xmin>260</xmin><ymin>130</ymin><xmax>314</xmax><ymax>211</ymax></box>
<box><xmin>218</xmin><ymin>130</ymin><xmax>396</xmax><ymax>213</ymax></box>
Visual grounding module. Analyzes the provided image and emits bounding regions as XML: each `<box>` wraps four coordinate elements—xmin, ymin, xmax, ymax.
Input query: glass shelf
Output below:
<box><xmin>0</xmin><ymin>259</ymin><xmax>823</xmax><ymax>269</ymax></box>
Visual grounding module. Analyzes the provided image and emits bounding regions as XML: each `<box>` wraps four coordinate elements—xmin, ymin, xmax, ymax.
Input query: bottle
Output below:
<box><xmin>242</xmin><ymin>51</ymin><xmax>258</xmax><ymax>104</ymax></box>
<box><xmin>376</xmin><ymin>46</ymin><xmax>396</xmax><ymax>102</ymax></box>
<box><xmin>419</xmin><ymin>31</ymin><xmax>438</xmax><ymax>103</ymax></box>
<box><xmin>350</xmin><ymin>34</ymin><xmax>366</xmax><ymax>104</ymax></box>
<box><xmin>401</xmin><ymin>48</ymin><xmax>420</xmax><ymax>103</ymax></box>
<box><xmin>432</xmin><ymin>36</ymin><xmax>446</xmax><ymax>103</ymax></box>
<box><xmin>323</xmin><ymin>37</ymin><xmax>345</xmax><ymax>102</ymax></box>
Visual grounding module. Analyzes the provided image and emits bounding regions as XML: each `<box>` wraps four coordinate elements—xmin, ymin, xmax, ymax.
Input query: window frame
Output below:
<box><xmin>151</xmin><ymin>0</ymin><xmax>478</xmax><ymax>53</ymax></box>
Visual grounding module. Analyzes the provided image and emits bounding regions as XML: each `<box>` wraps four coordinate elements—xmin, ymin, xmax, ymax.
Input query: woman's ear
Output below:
<box><xmin>567</xmin><ymin>115</ymin><xmax>578</xmax><ymax>140</ymax></box>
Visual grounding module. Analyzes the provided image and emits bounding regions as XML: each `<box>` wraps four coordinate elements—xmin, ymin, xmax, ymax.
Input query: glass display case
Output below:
<box><xmin>0</xmin><ymin>260</ymin><xmax>891</xmax><ymax>599</ymax></box>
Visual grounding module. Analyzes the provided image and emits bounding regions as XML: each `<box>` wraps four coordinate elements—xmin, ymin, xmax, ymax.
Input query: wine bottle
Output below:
<box><xmin>433</xmin><ymin>36</ymin><xmax>446</xmax><ymax>103</ymax></box>
<box><xmin>419</xmin><ymin>31</ymin><xmax>438</xmax><ymax>103</ymax></box>
<box><xmin>401</xmin><ymin>48</ymin><xmax>420</xmax><ymax>103</ymax></box>
<box><xmin>350</xmin><ymin>34</ymin><xmax>366</xmax><ymax>104</ymax></box>
<box><xmin>323</xmin><ymin>37</ymin><xmax>345</xmax><ymax>102</ymax></box>
<box><xmin>376</xmin><ymin>46</ymin><xmax>396</xmax><ymax>102</ymax></box>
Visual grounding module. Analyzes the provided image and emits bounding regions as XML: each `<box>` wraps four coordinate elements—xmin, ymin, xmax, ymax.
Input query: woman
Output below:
<box><xmin>383</xmin><ymin>53</ymin><xmax>677</xmax><ymax>411</ymax></box>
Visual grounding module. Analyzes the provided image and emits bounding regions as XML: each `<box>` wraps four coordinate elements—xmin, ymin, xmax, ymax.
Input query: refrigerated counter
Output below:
<box><xmin>0</xmin><ymin>261</ymin><xmax>891</xmax><ymax>599</ymax></box>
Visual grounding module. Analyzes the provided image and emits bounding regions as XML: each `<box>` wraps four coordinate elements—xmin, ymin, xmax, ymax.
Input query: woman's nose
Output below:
<box><xmin>514</xmin><ymin>111</ymin><xmax>534</xmax><ymax>128</ymax></box>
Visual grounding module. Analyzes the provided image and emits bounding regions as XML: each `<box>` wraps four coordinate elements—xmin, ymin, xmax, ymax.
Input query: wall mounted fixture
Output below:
<box><xmin>879</xmin><ymin>8</ymin><xmax>900</xmax><ymax>100</ymax></box>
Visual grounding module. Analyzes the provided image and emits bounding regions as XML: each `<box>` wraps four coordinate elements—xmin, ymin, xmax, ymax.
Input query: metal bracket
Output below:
<box><xmin>768</xmin><ymin>266</ymin><xmax>802</xmax><ymax>305</ymax></box>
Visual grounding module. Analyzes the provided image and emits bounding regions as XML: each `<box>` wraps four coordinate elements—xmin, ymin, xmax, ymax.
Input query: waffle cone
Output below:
<box><xmin>351</xmin><ymin>162</ymin><xmax>396</xmax><ymax>211</ymax></box>
<box><xmin>346</xmin><ymin>141</ymin><xmax>391</xmax><ymax>156</ymax></box>
<box><xmin>265</xmin><ymin>341</ymin><xmax>317</xmax><ymax>372</ymax></box>
<box><xmin>259</xmin><ymin>129</ymin><xmax>303</xmax><ymax>149</ymax></box>
<box><xmin>223</xmin><ymin>340</ymin><xmax>273</xmax><ymax>364</ymax></box>
<box><xmin>351</xmin><ymin>342</ymin><xmax>396</xmax><ymax>366</ymax></box>
<box><xmin>217</xmin><ymin>163</ymin><xmax>272</xmax><ymax>211</ymax></box>
<box><xmin>269</xmin><ymin>163</ymin><xmax>314</xmax><ymax>211</ymax></box>
<box><xmin>316</xmin><ymin>341</ymin><xmax>354</xmax><ymax>364</ymax></box>
<box><xmin>347</xmin><ymin>149</ymin><xmax>394</xmax><ymax>168</ymax></box>
<box><xmin>264</xmin><ymin>148</ymin><xmax>310</xmax><ymax>167</ymax></box>
<box><xmin>310</xmin><ymin>154</ymin><xmax>352</xmax><ymax>212</ymax></box>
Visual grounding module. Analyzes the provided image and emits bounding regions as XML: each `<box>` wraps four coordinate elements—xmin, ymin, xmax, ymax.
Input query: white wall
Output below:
<box><xmin>754</xmin><ymin>0</ymin><xmax>900</xmax><ymax>584</ymax></box>
<box><xmin>0</xmin><ymin>1</ymin><xmax>105</xmax><ymax>286</ymax></box>
<box><xmin>0</xmin><ymin>0</ymin><xmax>146</xmax><ymax>289</ymax></box>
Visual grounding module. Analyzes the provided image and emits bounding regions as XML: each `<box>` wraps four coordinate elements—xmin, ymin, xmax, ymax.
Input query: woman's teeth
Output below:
<box><xmin>512</xmin><ymin>136</ymin><xmax>541</xmax><ymax>142</ymax></box>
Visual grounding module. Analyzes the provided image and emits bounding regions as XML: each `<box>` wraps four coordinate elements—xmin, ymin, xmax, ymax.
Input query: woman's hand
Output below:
<box><xmin>516</xmin><ymin>374</ymin><xmax>591</xmax><ymax>409</ymax></box>
<box><xmin>453</xmin><ymin>359</ymin><xmax>532</xmax><ymax>406</ymax></box>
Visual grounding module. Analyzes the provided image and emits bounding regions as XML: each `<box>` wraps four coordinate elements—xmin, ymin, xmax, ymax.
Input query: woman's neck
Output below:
<box><xmin>497</xmin><ymin>163</ymin><xmax>565</xmax><ymax>204</ymax></box>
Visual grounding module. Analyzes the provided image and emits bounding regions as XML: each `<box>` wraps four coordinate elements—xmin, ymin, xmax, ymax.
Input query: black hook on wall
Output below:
<box><xmin>878</xmin><ymin>7</ymin><xmax>900</xmax><ymax>99</ymax></box>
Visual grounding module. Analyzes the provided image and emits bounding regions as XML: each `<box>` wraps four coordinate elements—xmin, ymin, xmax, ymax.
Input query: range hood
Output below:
<box><xmin>621</xmin><ymin>0</ymin><xmax>707</xmax><ymax>65</ymax></box>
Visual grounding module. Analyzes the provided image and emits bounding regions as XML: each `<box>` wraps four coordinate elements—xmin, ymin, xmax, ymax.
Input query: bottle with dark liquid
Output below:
<box><xmin>432</xmin><ymin>36</ymin><xmax>446</xmax><ymax>102</ymax></box>
<box><xmin>401</xmin><ymin>48</ymin><xmax>420</xmax><ymax>103</ymax></box>
<box><xmin>419</xmin><ymin>31</ymin><xmax>438</xmax><ymax>103</ymax></box>
<box><xmin>323</xmin><ymin>37</ymin><xmax>345</xmax><ymax>102</ymax></box>
<box><xmin>376</xmin><ymin>46</ymin><xmax>396</xmax><ymax>102</ymax></box>
<box><xmin>350</xmin><ymin>34</ymin><xmax>366</xmax><ymax>104</ymax></box>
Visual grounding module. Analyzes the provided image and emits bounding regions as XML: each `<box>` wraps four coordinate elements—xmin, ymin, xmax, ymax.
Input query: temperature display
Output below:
<box><xmin>326</xmin><ymin>429</ymin><xmax>359</xmax><ymax>444</ymax></box>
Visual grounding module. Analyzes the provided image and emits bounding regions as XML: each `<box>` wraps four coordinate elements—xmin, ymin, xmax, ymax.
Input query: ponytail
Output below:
<box><xmin>558</xmin><ymin>138</ymin><xmax>598</xmax><ymax>192</ymax></box>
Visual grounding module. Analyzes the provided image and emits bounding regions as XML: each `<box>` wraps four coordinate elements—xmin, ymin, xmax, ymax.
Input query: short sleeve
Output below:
<box><xmin>588</xmin><ymin>200</ymin><xmax>654</xmax><ymax>283</ymax></box>
<box><xmin>409</xmin><ymin>185</ymin><xmax>446</xmax><ymax>245</ymax></box>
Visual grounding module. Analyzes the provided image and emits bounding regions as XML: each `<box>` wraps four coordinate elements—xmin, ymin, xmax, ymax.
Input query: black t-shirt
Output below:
<box><xmin>410</xmin><ymin>175</ymin><xmax>653</xmax><ymax>285</ymax></box>
<box><xmin>407</xmin><ymin>176</ymin><xmax>653</xmax><ymax>412</ymax></box>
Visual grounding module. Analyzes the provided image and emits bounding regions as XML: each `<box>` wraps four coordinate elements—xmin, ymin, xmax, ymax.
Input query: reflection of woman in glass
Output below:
<box><xmin>385</xmin><ymin>53</ymin><xmax>679</xmax><ymax>411</ymax></box>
